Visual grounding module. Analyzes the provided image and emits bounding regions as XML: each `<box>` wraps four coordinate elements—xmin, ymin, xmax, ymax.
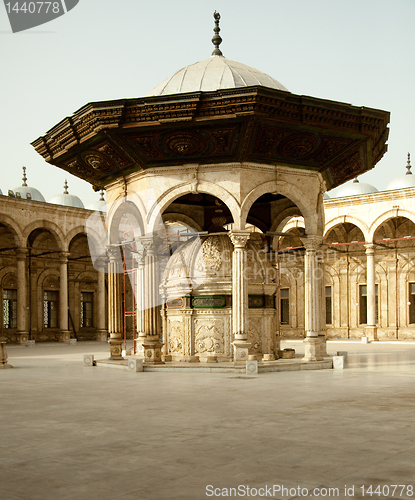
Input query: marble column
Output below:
<box><xmin>229</xmin><ymin>230</ymin><xmax>251</xmax><ymax>364</ymax></box>
<box><xmin>107</xmin><ymin>246</ymin><xmax>124</xmax><ymax>360</ymax></box>
<box><xmin>135</xmin><ymin>251</ymin><xmax>146</xmax><ymax>355</ymax></box>
<box><xmin>301</xmin><ymin>235</ymin><xmax>324</xmax><ymax>361</ymax></box>
<box><xmin>16</xmin><ymin>248</ymin><xmax>28</xmax><ymax>345</ymax></box>
<box><xmin>96</xmin><ymin>257</ymin><xmax>107</xmax><ymax>342</ymax></box>
<box><xmin>365</xmin><ymin>243</ymin><xmax>378</xmax><ymax>341</ymax></box>
<box><xmin>141</xmin><ymin>236</ymin><xmax>164</xmax><ymax>364</ymax></box>
<box><xmin>59</xmin><ymin>251</ymin><xmax>70</xmax><ymax>343</ymax></box>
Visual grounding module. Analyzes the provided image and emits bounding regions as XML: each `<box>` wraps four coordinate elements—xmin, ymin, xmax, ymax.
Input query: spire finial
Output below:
<box><xmin>99</xmin><ymin>190</ymin><xmax>105</xmax><ymax>201</ymax></box>
<box><xmin>22</xmin><ymin>166</ymin><xmax>27</xmax><ymax>187</ymax></box>
<box><xmin>211</xmin><ymin>11</ymin><xmax>223</xmax><ymax>56</ymax></box>
<box><xmin>406</xmin><ymin>152</ymin><xmax>412</xmax><ymax>175</ymax></box>
<box><xmin>64</xmin><ymin>180</ymin><xmax>69</xmax><ymax>194</ymax></box>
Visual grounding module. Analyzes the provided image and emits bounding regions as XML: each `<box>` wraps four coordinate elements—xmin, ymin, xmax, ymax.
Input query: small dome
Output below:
<box><xmin>86</xmin><ymin>191</ymin><xmax>106</xmax><ymax>212</ymax></box>
<box><xmin>387</xmin><ymin>153</ymin><xmax>415</xmax><ymax>191</ymax></box>
<box><xmin>146</xmin><ymin>56</ymin><xmax>288</xmax><ymax>96</ymax></box>
<box><xmin>336</xmin><ymin>178</ymin><xmax>378</xmax><ymax>198</ymax></box>
<box><xmin>49</xmin><ymin>180</ymin><xmax>84</xmax><ymax>208</ymax></box>
<box><xmin>12</xmin><ymin>167</ymin><xmax>45</xmax><ymax>202</ymax></box>
<box><xmin>323</xmin><ymin>192</ymin><xmax>330</xmax><ymax>200</ymax></box>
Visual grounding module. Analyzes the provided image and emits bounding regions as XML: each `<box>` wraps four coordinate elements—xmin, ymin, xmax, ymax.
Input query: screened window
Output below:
<box><xmin>3</xmin><ymin>289</ymin><xmax>17</xmax><ymax>329</ymax></box>
<box><xmin>409</xmin><ymin>283</ymin><xmax>415</xmax><ymax>324</ymax></box>
<box><xmin>359</xmin><ymin>284</ymin><xmax>378</xmax><ymax>325</ymax></box>
<box><xmin>81</xmin><ymin>292</ymin><xmax>93</xmax><ymax>328</ymax></box>
<box><xmin>325</xmin><ymin>286</ymin><xmax>332</xmax><ymax>325</ymax></box>
<box><xmin>44</xmin><ymin>291</ymin><xmax>58</xmax><ymax>328</ymax></box>
<box><xmin>280</xmin><ymin>288</ymin><xmax>289</xmax><ymax>325</ymax></box>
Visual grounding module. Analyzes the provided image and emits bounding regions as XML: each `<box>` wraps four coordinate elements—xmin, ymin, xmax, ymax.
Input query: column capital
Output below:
<box><xmin>140</xmin><ymin>235</ymin><xmax>163</xmax><ymax>254</ymax></box>
<box><xmin>364</xmin><ymin>243</ymin><xmax>376</xmax><ymax>254</ymax></box>
<box><xmin>229</xmin><ymin>230</ymin><xmax>251</xmax><ymax>248</ymax></box>
<box><xmin>59</xmin><ymin>251</ymin><xmax>70</xmax><ymax>263</ymax></box>
<box><xmin>16</xmin><ymin>247</ymin><xmax>28</xmax><ymax>260</ymax></box>
<box><xmin>301</xmin><ymin>235</ymin><xmax>323</xmax><ymax>251</ymax></box>
<box><xmin>107</xmin><ymin>245</ymin><xmax>121</xmax><ymax>261</ymax></box>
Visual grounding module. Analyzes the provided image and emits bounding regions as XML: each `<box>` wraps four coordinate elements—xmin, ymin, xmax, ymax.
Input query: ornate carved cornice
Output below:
<box><xmin>32</xmin><ymin>86</ymin><xmax>389</xmax><ymax>191</ymax></box>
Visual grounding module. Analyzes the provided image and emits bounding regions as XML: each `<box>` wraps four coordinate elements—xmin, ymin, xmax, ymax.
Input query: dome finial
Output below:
<box><xmin>99</xmin><ymin>190</ymin><xmax>105</xmax><ymax>201</ymax></box>
<box><xmin>211</xmin><ymin>11</ymin><xmax>223</xmax><ymax>56</ymax></box>
<box><xmin>22</xmin><ymin>166</ymin><xmax>27</xmax><ymax>187</ymax></box>
<box><xmin>353</xmin><ymin>177</ymin><xmax>359</xmax><ymax>183</ymax></box>
<box><xmin>64</xmin><ymin>180</ymin><xmax>69</xmax><ymax>194</ymax></box>
<box><xmin>406</xmin><ymin>152</ymin><xmax>412</xmax><ymax>175</ymax></box>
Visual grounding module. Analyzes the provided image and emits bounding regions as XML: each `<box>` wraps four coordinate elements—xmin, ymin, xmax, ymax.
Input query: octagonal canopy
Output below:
<box><xmin>146</xmin><ymin>55</ymin><xmax>289</xmax><ymax>96</ymax></box>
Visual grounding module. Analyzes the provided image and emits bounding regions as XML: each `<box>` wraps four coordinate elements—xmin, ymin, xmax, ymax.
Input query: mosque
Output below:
<box><xmin>3</xmin><ymin>13</ymin><xmax>411</xmax><ymax>365</ymax></box>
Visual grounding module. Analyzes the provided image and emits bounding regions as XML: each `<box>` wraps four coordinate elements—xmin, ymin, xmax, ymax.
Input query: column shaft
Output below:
<box><xmin>107</xmin><ymin>246</ymin><xmax>123</xmax><ymax>359</ymax></box>
<box><xmin>16</xmin><ymin>248</ymin><xmax>28</xmax><ymax>344</ymax></box>
<box><xmin>365</xmin><ymin>244</ymin><xmax>378</xmax><ymax>340</ymax></box>
<box><xmin>229</xmin><ymin>231</ymin><xmax>251</xmax><ymax>363</ymax></box>
<box><xmin>59</xmin><ymin>252</ymin><xmax>70</xmax><ymax>342</ymax></box>
<box><xmin>96</xmin><ymin>258</ymin><xmax>107</xmax><ymax>341</ymax></box>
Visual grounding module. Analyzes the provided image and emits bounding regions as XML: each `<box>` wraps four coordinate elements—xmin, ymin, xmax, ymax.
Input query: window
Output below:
<box><xmin>409</xmin><ymin>283</ymin><xmax>415</xmax><ymax>324</ymax></box>
<box><xmin>3</xmin><ymin>289</ymin><xmax>17</xmax><ymax>329</ymax></box>
<box><xmin>44</xmin><ymin>291</ymin><xmax>58</xmax><ymax>328</ymax></box>
<box><xmin>359</xmin><ymin>284</ymin><xmax>378</xmax><ymax>325</ymax></box>
<box><xmin>325</xmin><ymin>286</ymin><xmax>332</xmax><ymax>325</ymax></box>
<box><xmin>280</xmin><ymin>288</ymin><xmax>289</xmax><ymax>325</ymax></box>
<box><xmin>81</xmin><ymin>292</ymin><xmax>93</xmax><ymax>328</ymax></box>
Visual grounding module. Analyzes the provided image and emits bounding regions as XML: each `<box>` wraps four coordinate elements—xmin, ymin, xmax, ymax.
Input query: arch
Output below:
<box><xmin>324</xmin><ymin>215</ymin><xmax>369</xmax><ymax>241</ymax></box>
<box><xmin>241</xmin><ymin>179</ymin><xmax>323</xmax><ymax>236</ymax></box>
<box><xmin>23</xmin><ymin>220</ymin><xmax>65</xmax><ymax>250</ymax></box>
<box><xmin>369</xmin><ymin>209</ymin><xmax>415</xmax><ymax>241</ymax></box>
<box><xmin>37</xmin><ymin>267</ymin><xmax>60</xmax><ymax>288</ymax></box>
<box><xmin>0</xmin><ymin>266</ymin><xmax>17</xmax><ymax>286</ymax></box>
<box><xmin>108</xmin><ymin>200</ymin><xmax>145</xmax><ymax>245</ymax></box>
<box><xmin>0</xmin><ymin>214</ymin><xmax>24</xmax><ymax>247</ymax></box>
<box><xmin>147</xmin><ymin>182</ymin><xmax>240</xmax><ymax>233</ymax></box>
<box><xmin>162</xmin><ymin>213</ymin><xmax>203</xmax><ymax>233</ymax></box>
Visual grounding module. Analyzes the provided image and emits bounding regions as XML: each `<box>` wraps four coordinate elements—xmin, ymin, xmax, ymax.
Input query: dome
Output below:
<box><xmin>146</xmin><ymin>56</ymin><xmax>289</xmax><ymax>96</ymax></box>
<box><xmin>49</xmin><ymin>180</ymin><xmax>84</xmax><ymax>208</ymax></box>
<box><xmin>86</xmin><ymin>191</ymin><xmax>106</xmax><ymax>212</ymax></box>
<box><xmin>387</xmin><ymin>153</ymin><xmax>415</xmax><ymax>191</ymax></box>
<box><xmin>12</xmin><ymin>167</ymin><xmax>45</xmax><ymax>202</ymax></box>
<box><xmin>336</xmin><ymin>178</ymin><xmax>378</xmax><ymax>198</ymax></box>
<box><xmin>161</xmin><ymin>233</ymin><xmax>277</xmax><ymax>299</ymax></box>
<box><xmin>147</xmin><ymin>12</ymin><xmax>287</xmax><ymax>97</ymax></box>
<box><xmin>323</xmin><ymin>192</ymin><xmax>330</xmax><ymax>200</ymax></box>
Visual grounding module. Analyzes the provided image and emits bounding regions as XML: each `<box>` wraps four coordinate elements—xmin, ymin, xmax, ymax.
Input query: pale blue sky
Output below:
<box><xmin>1</xmin><ymin>0</ymin><xmax>414</xmax><ymax>205</ymax></box>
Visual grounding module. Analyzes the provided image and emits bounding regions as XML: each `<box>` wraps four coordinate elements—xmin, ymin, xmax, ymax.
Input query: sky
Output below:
<box><xmin>1</xmin><ymin>0</ymin><xmax>414</xmax><ymax>205</ymax></box>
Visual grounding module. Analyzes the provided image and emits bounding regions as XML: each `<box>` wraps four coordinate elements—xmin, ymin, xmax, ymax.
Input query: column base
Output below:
<box><xmin>143</xmin><ymin>337</ymin><xmax>164</xmax><ymax>365</ymax></box>
<box><xmin>232</xmin><ymin>340</ymin><xmax>251</xmax><ymax>365</ymax></box>
<box><xmin>135</xmin><ymin>337</ymin><xmax>146</xmax><ymax>356</ymax></box>
<box><xmin>108</xmin><ymin>338</ymin><xmax>124</xmax><ymax>360</ymax></box>
<box><xmin>17</xmin><ymin>332</ymin><xmax>28</xmax><ymax>346</ymax></box>
<box><xmin>319</xmin><ymin>336</ymin><xmax>328</xmax><ymax>357</ymax></box>
<box><xmin>58</xmin><ymin>331</ymin><xmax>71</xmax><ymax>343</ymax></box>
<box><xmin>96</xmin><ymin>330</ymin><xmax>108</xmax><ymax>342</ymax></box>
<box><xmin>365</xmin><ymin>326</ymin><xmax>378</xmax><ymax>341</ymax></box>
<box><xmin>303</xmin><ymin>337</ymin><xmax>324</xmax><ymax>362</ymax></box>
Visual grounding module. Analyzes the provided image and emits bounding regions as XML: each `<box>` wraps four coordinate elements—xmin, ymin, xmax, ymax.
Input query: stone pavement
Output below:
<box><xmin>1</xmin><ymin>340</ymin><xmax>415</xmax><ymax>499</ymax></box>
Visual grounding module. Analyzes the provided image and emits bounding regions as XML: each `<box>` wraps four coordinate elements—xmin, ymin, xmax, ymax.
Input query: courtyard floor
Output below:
<box><xmin>1</xmin><ymin>340</ymin><xmax>415</xmax><ymax>499</ymax></box>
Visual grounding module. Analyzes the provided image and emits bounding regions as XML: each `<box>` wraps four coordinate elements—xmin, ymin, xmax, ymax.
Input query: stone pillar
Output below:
<box><xmin>319</xmin><ymin>244</ymin><xmax>328</xmax><ymax>357</ymax></box>
<box><xmin>16</xmin><ymin>248</ymin><xmax>28</xmax><ymax>345</ymax></box>
<box><xmin>229</xmin><ymin>231</ymin><xmax>251</xmax><ymax>364</ymax></box>
<box><xmin>107</xmin><ymin>246</ymin><xmax>124</xmax><ymax>360</ymax></box>
<box><xmin>141</xmin><ymin>236</ymin><xmax>164</xmax><ymax>364</ymax></box>
<box><xmin>365</xmin><ymin>244</ymin><xmax>378</xmax><ymax>341</ymax></box>
<box><xmin>302</xmin><ymin>236</ymin><xmax>324</xmax><ymax>361</ymax></box>
<box><xmin>96</xmin><ymin>257</ymin><xmax>107</xmax><ymax>342</ymax></box>
<box><xmin>135</xmin><ymin>251</ymin><xmax>146</xmax><ymax>355</ymax></box>
<box><xmin>59</xmin><ymin>251</ymin><xmax>70</xmax><ymax>343</ymax></box>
